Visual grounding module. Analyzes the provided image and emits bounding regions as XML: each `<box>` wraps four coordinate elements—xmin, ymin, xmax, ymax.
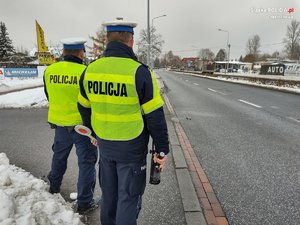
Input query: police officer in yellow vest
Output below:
<box><xmin>78</xmin><ymin>20</ymin><xmax>169</xmax><ymax>225</ymax></box>
<box><xmin>43</xmin><ymin>38</ymin><xmax>98</xmax><ymax>214</ymax></box>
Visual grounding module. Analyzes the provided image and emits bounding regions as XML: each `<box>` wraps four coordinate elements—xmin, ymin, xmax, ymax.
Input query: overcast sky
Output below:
<box><xmin>1</xmin><ymin>0</ymin><xmax>299</xmax><ymax>59</ymax></box>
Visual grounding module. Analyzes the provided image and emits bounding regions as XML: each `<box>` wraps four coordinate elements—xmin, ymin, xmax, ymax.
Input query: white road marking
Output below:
<box><xmin>218</xmin><ymin>91</ymin><xmax>227</xmax><ymax>95</ymax></box>
<box><xmin>207</xmin><ymin>88</ymin><xmax>227</xmax><ymax>95</ymax></box>
<box><xmin>208</xmin><ymin>88</ymin><xmax>217</xmax><ymax>92</ymax></box>
<box><xmin>270</xmin><ymin>106</ymin><xmax>279</xmax><ymax>109</ymax></box>
<box><xmin>287</xmin><ymin>117</ymin><xmax>300</xmax><ymax>123</ymax></box>
<box><xmin>238</xmin><ymin>99</ymin><xmax>262</xmax><ymax>108</ymax></box>
<box><xmin>185</xmin><ymin>80</ymin><xmax>189</xmax><ymax>82</ymax></box>
<box><xmin>193</xmin><ymin>83</ymin><xmax>199</xmax><ymax>86</ymax></box>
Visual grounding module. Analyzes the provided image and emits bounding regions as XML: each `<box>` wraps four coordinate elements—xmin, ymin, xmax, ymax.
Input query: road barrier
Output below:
<box><xmin>171</xmin><ymin>69</ymin><xmax>300</xmax><ymax>89</ymax></box>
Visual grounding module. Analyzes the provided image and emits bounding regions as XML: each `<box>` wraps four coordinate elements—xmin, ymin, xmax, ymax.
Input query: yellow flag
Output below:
<box><xmin>35</xmin><ymin>20</ymin><xmax>49</xmax><ymax>52</ymax></box>
<box><xmin>35</xmin><ymin>20</ymin><xmax>56</xmax><ymax>64</ymax></box>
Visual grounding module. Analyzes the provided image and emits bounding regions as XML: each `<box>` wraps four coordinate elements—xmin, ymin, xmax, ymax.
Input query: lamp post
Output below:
<box><xmin>147</xmin><ymin>0</ymin><xmax>150</xmax><ymax>66</ymax></box>
<box><xmin>218</xmin><ymin>28</ymin><xmax>230</xmax><ymax>73</ymax></box>
<box><xmin>150</xmin><ymin>14</ymin><xmax>166</xmax><ymax>67</ymax></box>
<box><xmin>152</xmin><ymin>14</ymin><xmax>167</xmax><ymax>27</ymax></box>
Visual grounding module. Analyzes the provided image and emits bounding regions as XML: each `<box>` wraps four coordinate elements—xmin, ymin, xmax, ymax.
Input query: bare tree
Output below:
<box><xmin>136</xmin><ymin>26</ymin><xmax>164</xmax><ymax>65</ymax></box>
<box><xmin>246</xmin><ymin>34</ymin><xmax>261</xmax><ymax>61</ymax></box>
<box><xmin>198</xmin><ymin>48</ymin><xmax>214</xmax><ymax>61</ymax></box>
<box><xmin>284</xmin><ymin>19</ymin><xmax>300</xmax><ymax>60</ymax></box>
<box><xmin>89</xmin><ymin>26</ymin><xmax>106</xmax><ymax>58</ymax></box>
<box><xmin>161</xmin><ymin>51</ymin><xmax>182</xmax><ymax>68</ymax></box>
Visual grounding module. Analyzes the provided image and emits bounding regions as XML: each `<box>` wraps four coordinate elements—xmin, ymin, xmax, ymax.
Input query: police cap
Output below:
<box><xmin>60</xmin><ymin>37</ymin><xmax>87</xmax><ymax>50</ymax></box>
<box><xmin>102</xmin><ymin>20</ymin><xmax>138</xmax><ymax>34</ymax></box>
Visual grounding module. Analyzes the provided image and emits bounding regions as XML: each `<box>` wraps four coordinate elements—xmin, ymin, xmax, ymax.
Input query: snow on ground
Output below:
<box><xmin>178</xmin><ymin>71</ymin><xmax>300</xmax><ymax>94</ymax></box>
<box><xmin>0</xmin><ymin>77</ymin><xmax>81</xmax><ymax>225</ymax></box>
<box><xmin>0</xmin><ymin>153</ymin><xmax>83</xmax><ymax>225</ymax></box>
<box><xmin>0</xmin><ymin>77</ymin><xmax>43</xmax><ymax>93</ymax></box>
<box><xmin>0</xmin><ymin>87</ymin><xmax>48</xmax><ymax>108</ymax></box>
<box><xmin>207</xmin><ymin>75</ymin><xmax>300</xmax><ymax>94</ymax></box>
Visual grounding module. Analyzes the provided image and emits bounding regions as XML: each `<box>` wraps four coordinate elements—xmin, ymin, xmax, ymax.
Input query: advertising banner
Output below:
<box><xmin>260</xmin><ymin>64</ymin><xmax>285</xmax><ymax>75</ymax></box>
<box><xmin>38</xmin><ymin>52</ymin><xmax>56</xmax><ymax>65</ymax></box>
<box><xmin>4</xmin><ymin>68</ymin><xmax>38</xmax><ymax>77</ymax></box>
<box><xmin>36</xmin><ymin>20</ymin><xmax>49</xmax><ymax>52</ymax></box>
<box><xmin>0</xmin><ymin>68</ymin><xmax>4</xmax><ymax>80</ymax></box>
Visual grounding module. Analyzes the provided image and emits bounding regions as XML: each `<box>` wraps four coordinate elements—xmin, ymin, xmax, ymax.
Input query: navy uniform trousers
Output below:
<box><xmin>100</xmin><ymin>156</ymin><xmax>147</xmax><ymax>225</ymax></box>
<box><xmin>47</xmin><ymin>126</ymin><xmax>97</xmax><ymax>208</ymax></box>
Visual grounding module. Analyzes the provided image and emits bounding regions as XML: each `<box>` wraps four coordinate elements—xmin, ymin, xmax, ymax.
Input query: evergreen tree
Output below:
<box><xmin>0</xmin><ymin>21</ymin><xmax>15</xmax><ymax>59</ymax></box>
<box><xmin>215</xmin><ymin>49</ymin><xmax>226</xmax><ymax>61</ymax></box>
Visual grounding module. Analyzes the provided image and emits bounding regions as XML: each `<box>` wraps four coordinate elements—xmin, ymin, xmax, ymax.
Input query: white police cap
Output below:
<box><xmin>60</xmin><ymin>37</ymin><xmax>87</xmax><ymax>50</ymax></box>
<box><xmin>102</xmin><ymin>20</ymin><xmax>138</xmax><ymax>34</ymax></box>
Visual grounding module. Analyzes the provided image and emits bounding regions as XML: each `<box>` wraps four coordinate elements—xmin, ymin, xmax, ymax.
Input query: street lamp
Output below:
<box><xmin>152</xmin><ymin>14</ymin><xmax>167</xmax><ymax>27</ymax></box>
<box><xmin>218</xmin><ymin>28</ymin><xmax>230</xmax><ymax>73</ymax></box>
<box><xmin>147</xmin><ymin>0</ymin><xmax>150</xmax><ymax>66</ymax></box>
<box><xmin>150</xmin><ymin>14</ymin><xmax>166</xmax><ymax>67</ymax></box>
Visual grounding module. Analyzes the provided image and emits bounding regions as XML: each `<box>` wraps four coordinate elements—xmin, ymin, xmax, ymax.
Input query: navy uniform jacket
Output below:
<box><xmin>78</xmin><ymin>41</ymin><xmax>169</xmax><ymax>162</ymax></box>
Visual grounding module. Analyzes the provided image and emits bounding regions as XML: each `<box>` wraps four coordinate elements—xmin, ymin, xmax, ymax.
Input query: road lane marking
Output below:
<box><xmin>193</xmin><ymin>83</ymin><xmax>199</xmax><ymax>86</ymax></box>
<box><xmin>218</xmin><ymin>91</ymin><xmax>227</xmax><ymax>95</ymax></box>
<box><xmin>287</xmin><ymin>117</ymin><xmax>300</xmax><ymax>123</ymax></box>
<box><xmin>238</xmin><ymin>99</ymin><xmax>262</xmax><ymax>108</ymax></box>
<box><xmin>208</xmin><ymin>88</ymin><xmax>227</xmax><ymax>95</ymax></box>
<box><xmin>185</xmin><ymin>80</ymin><xmax>189</xmax><ymax>82</ymax></box>
<box><xmin>208</xmin><ymin>88</ymin><xmax>217</xmax><ymax>92</ymax></box>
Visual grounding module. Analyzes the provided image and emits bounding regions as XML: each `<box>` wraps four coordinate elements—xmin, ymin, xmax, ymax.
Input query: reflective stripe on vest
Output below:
<box><xmin>44</xmin><ymin>61</ymin><xmax>86</xmax><ymax>126</ymax></box>
<box><xmin>141</xmin><ymin>69</ymin><xmax>164</xmax><ymax>114</ymax></box>
<box><xmin>84</xmin><ymin>57</ymin><xmax>143</xmax><ymax>141</ymax></box>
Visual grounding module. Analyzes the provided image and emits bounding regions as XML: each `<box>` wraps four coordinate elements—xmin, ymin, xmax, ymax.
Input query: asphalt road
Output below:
<box><xmin>0</xmin><ymin>108</ymin><xmax>185</xmax><ymax>225</ymax></box>
<box><xmin>158</xmin><ymin>70</ymin><xmax>300</xmax><ymax>225</ymax></box>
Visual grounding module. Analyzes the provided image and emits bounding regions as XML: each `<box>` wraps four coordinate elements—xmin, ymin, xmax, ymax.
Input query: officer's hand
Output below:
<box><xmin>153</xmin><ymin>153</ymin><xmax>168</xmax><ymax>172</ymax></box>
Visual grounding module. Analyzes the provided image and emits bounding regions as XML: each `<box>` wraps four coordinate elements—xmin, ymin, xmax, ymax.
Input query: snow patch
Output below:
<box><xmin>0</xmin><ymin>153</ymin><xmax>83</xmax><ymax>225</ymax></box>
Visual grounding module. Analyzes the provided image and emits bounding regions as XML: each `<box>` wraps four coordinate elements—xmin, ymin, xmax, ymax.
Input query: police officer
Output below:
<box><xmin>43</xmin><ymin>38</ymin><xmax>98</xmax><ymax>214</ymax></box>
<box><xmin>77</xmin><ymin>20</ymin><xmax>169</xmax><ymax>225</ymax></box>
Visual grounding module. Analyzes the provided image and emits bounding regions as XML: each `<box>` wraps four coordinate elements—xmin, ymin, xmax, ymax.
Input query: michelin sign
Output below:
<box><xmin>1</xmin><ymin>68</ymin><xmax>38</xmax><ymax>77</ymax></box>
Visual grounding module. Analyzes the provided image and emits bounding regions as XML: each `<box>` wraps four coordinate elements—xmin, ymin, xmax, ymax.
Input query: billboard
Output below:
<box><xmin>0</xmin><ymin>68</ymin><xmax>4</xmax><ymax>80</ymax></box>
<box><xmin>4</xmin><ymin>68</ymin><xmax>38</xmax><ymax>77</ymax></box>
<box><xmin>260</xmin><ymin>64</ymin><xmax>285</xmax><ymax>75</ymax></box>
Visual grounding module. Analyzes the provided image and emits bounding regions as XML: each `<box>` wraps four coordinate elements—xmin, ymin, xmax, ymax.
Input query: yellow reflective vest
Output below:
<box><xmin>80</xmin><ymin>57</ymin><xmax>164</xmax><ymax>141</ymax></box>
<box><xmin>44</xmin><ymin>61</ymin><xmax>86</xmax><ymax>126</ymax></box>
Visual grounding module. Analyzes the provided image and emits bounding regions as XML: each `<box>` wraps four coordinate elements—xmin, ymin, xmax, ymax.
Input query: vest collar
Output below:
<box><xmin>63</xmin><ymin>55</ymin><xmax>83</xmax><ymax>64</ymax></box>
<box><xmin>104</xmin><ymin>41</ymin><xmax>137</xmax><ymax>60</ymax></box>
